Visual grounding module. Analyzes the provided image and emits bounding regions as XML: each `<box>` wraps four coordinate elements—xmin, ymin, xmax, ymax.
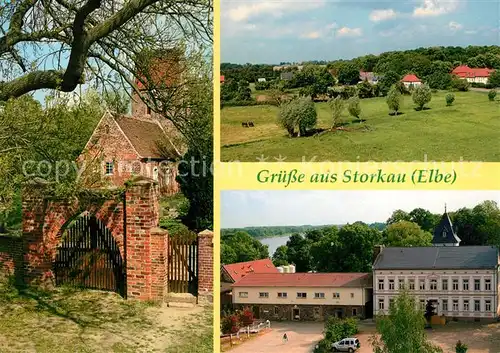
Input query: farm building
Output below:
<box><xmin>451</xmin><ymin>65</ymin><xmax>495</xmax><ymax>84</ymax></box>
<box><xmin>220</xmin><ymin>75</ymin><xmax>225</xmax><ymax>83</ymax></box>
<box><xmin>280</xmin><ymin>72</ymin><xmax>294</xmax><ymax>81</ymax></box>
<box><xmin>232</xmin><ymin>272</ymin><xmax>373</xmax><ymax>321</ymax></box>
<box><xmin>359</xmin><ymin>71</ymin><xmax>380</xmax><ymax>84</ymax></box>
<box><xmin>401</xmin><ymin>74</ymin><xmax>422</xmax><ymax>88</ymax></box>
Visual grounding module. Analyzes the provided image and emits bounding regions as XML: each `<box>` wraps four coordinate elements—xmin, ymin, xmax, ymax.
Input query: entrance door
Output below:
<box><xmin>292</xmin><ymin>308</ymin><xmax>300</xmax><ymax>320</ymax></box>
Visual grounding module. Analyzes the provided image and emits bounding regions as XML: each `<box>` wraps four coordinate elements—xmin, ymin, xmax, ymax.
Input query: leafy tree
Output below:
<box><xmin>489</xmin><ymin>70</ymin><xmax>500</xmax><ymax>87</ymax></box>
<box><xmin>455</xmin><ymin>341</ymin><xmax>468</xmax><ymax>353</ymax></box>
<box><xmin>285</xmin><ymin>233</ymin><xmax>312</xmax><ymax>272</ymax></box>
<box><xmin>357</xmin><ymin>80</ymin><xmax>375</xmax><ymax>98</ymax></box>
<box><xmin>329</xmin><ymin>96</ymin><xmax>345</xmax><ymax>128</ymax></box>
<box><xmin>371</xmin><ymin>289</ymin><xmax>443</xmax><ymax>353</ymax></box>
<box><xmin>272</xmin><ymin>245</ymin><xmax>289</xmax><ymax>266</ymax></box>
<box><xmin>387</xmin><ymin>210</ymin><xmax>411</xmax><ymax>224</ymax></box>
<box><xmin>0</xmin><ymin>0</ymin><xmax>212</xmax><ymax>105</ymax></box>
<box><xmin>383</xmin><ymin>221</ymin><xmax>433</xmax><ymax>247</ymax></box>
<box><xmin>221</xmin><ymin>231</ymin><xmax>269</xmax><ymax>264</ymax></box>
<box><xmin>446</xmin><ymin>93</ymin><xmax>455</xmax><ymax>106</ymax></box>
<box><xmin>378</xmin><ymin>71</ymin><xmax>401</xmax><ymax>96</ymax></box>
<box><xmin>386</xmin><ymin>85</ymin><xmax>402</xmax><ymax>115</ymax></box>
<box><xmin>175</xmin><ymin>59</ymin><xmax>213</xmax><ymax>231</ymax></box>
<box><xmin>409</xmin><ymin>208</ymin><xmax>440</xmax><ymax>232</ymax></box>
<box><xmin>412</xmin><ymin>85</ymin><xmax>432</xmax><ymax>110</ymax></box>
<box><xmin>347</xmin><ymin>96</ymin><xmax>361</xmax><ymax>120</ymax></box>
<box><xmin>335</xmin><ymin>222</ymin><xmax>381</xmax><ymax>272</ymax></box>
<box><xmin>277</xmin><ymin>97</ymin><xmax>317</xmax><ymax>137</ymax></box>
<box><xmin>337</xmin><ymin>62</ymin><xmax>360</xmax><ymax>85</ymax></box>
<box><xmin>488</xmin><ymin>89</ymin><xmax>497</xmax><ymax>101</ymax></box>
<box><xmin>424</xmin><ymin>300</ymin><xmax>437</xmax><ymax>326</ymax></box>
<box><xmin>236</xmin><ymin>81</ymin><xmax>252</xmax><ymax>101</ymax></box>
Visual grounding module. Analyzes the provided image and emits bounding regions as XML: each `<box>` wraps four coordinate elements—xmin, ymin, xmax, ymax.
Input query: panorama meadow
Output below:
<box><xmin>220</xmin><ymin>46</ymin><xmax>500</xmax><ymax>162</ymax></box>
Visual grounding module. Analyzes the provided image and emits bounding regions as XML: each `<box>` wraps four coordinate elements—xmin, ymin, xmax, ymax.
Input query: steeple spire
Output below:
<box><xmin>445</xmin><ymin>203</ymin><xmax>447</xmax><ymax>213</ymax></box>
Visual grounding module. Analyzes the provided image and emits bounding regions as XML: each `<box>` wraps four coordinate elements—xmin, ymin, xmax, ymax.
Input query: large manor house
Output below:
<box><xmin>222</xmin><ymin>212</ymin><xmax>500</xmax><ymax>322</ymax></box>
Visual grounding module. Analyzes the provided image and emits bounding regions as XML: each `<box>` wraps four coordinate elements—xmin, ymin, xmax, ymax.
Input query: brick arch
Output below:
<box><xmin>22</xmin><ymin>178</ymin><xmax>168</xmax><ymax>300</ymax></box>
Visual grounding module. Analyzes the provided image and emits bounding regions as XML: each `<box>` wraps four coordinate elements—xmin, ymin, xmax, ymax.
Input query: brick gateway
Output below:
<box><xmin>18</xmin><ymin>177</ymin><xmax>213</xmax><ymax>301</ymax></box>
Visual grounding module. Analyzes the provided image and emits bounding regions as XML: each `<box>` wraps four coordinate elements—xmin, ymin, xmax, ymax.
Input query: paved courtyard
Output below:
<box><xmin>228</xmin><ymin>321</ymin><xmax>500</xmax><ymax>353</ymax></box>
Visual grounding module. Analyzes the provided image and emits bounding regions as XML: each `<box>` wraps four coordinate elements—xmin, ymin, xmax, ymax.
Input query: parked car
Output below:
<box><xmin>331</xmin><ymin>337</ymin><xmax>360</xmax><ymax>352</ymax></box>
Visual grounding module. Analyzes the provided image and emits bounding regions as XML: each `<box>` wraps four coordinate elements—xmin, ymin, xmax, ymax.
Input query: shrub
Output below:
<box><xmin>386</xmin><ymin>85</ymin><xmax>402</xmax><ymax>115</ymax></box>
<box><xmin>328</xmin><ymin>96</ymin><xmax>345</xmax><ymax>128</ymax></box>
<box><xmin>221</xmin><ymin>314</ymin><xmax>240</xmax><ymax>334</ymax></box>
<box><xmin>455</xmin><ymin>340</ymin><xmax>468</xmax><ymax>353</ymax></box>
<box><xmin>357</xmin><ymin>81</ymin><xmax>375</xmax><ymax>99</ymax></box>
<box><xmin>277</xmin><ymin>97</ymin><xmax>317</xmax><ymax>137</ymax></box>
<box><xmin>254</xmin><ymin>80</ymin><xmax>271</xmax><ymax>90</ymax></box>
<box><xmin>451</xmin><ymin>77</ymin><xmax>470</xmax><ymax>92</ymax></box>
<box><xmin>488</xmin><ymin>89</ymin><xmax>497</xmax><ymax>101</ymax></box>
<box><xmin>313</xmin><ymin>338</ymin><xmax>333</xmax><ymax>353</ymax></box>
<box><xmin>412</xmin><ymin>84</ymin><xmax>432</xmax><ymax>110</ymax></box>
<box><xmin>239</xmin><ymin>309</ymin><xmax>255</xmax><ymax>326</ymax></box>
<box><xmin>324</xmin><ymin>317</ymin><xmax>359</xmax><ymax>343</ymax></box>
<box><xmin>343</xmin><ymin>86</ymin><xmax>358</xmax><ymax>99</ymax></box>
<box><xmin>445</xmin><ymin>93</ymin><xmax>455</xmax><ymax>106</ymax></box>
<box><xmin>489</xmin><ymin>70</ymin><xmax>500</xmax><ymax>88</ymax></box>
<box><xmin>347</xmin><ymin>96</ymin><xmax>361</xmax><ymax>120</ymax></box>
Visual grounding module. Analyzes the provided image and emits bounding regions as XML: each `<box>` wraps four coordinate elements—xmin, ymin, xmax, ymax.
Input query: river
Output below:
<box><xmin>259</xmin><ymin>235</ymin><xmax>290</xmax><ymax>256</ymax></box>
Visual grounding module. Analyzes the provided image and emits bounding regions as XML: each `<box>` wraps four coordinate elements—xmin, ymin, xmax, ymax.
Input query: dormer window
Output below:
<box><xmin>442</xmin><ymin>229</ymin><xmax>447</xmax><ymax>238</ymax></box>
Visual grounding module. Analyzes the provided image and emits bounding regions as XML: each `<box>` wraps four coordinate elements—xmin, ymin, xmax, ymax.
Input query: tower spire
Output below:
<box><xmin>444</xmin><ymin>203</ymin><xmax>447</xmax><ymax>213</ymax></box>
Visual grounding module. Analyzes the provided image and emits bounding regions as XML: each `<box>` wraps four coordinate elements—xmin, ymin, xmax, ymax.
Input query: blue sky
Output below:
<box><xmin>221</xmin><ymin>0</ymin><xmax>500</xmax><ymax>64</ymax></box>
<box><xmin>221</xmin><ymin>190</ymin><xmax>500</xmax><ymax>228</ymax></box>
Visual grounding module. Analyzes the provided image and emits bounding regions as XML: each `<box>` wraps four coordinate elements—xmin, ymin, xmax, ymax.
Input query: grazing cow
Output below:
<box><xmin>248</xmin><ymin>121</ymin><xmax>254</xmax><ymax>127</ymax></box>
<box><xmin>242</xmin><ymin>122</ymin><xmax>248</xmax><ymax>127</ymax></box>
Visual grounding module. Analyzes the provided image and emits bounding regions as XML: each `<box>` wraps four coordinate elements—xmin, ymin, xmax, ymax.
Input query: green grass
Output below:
<box><xmin>0</xmin><ymin>280</ymin><xmax>213</xmax><ymax>353</ymax></box>
<box><xmin>221</xmin><ymin>91</ymin><xmax>500</xmax><ymax>161</ymax></box>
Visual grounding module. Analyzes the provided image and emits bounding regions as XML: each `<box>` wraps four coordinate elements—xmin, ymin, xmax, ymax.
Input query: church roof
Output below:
<box><xmin>432</xmin><ymin>212</ymin><xmax>461</xmax><ymax>245</ymax></box>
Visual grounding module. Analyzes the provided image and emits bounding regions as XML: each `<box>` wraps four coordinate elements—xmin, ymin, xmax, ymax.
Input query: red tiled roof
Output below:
<box><xmin>222</xmin><ymin>259</ymin><xmax>278</xmax><ymax>282</ymax></box>
<box><xmin>401</xmin><ymin>74</ymin><xmax>421</xmax><ymax>82</ymax></box>
<box><xmin>232</xmin><ymin>272</ymin><xmax>371</xmax><ymax>288</ymax></box>
<box><xmin>452</xmin><ymin>65</ymin><xmax>494</xmax><ymax>78</ymax></box>
<box><xmin>220</xmin><ymin>75</ymin><xmax>225</xmax><ymax>82</ymax></box>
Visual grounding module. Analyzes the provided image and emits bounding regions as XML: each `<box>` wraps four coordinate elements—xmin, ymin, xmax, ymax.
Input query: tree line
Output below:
<box><xmin>221</xmin><ymin>201</ymin><xmax>500</xmax><ymax>273</ymax></box>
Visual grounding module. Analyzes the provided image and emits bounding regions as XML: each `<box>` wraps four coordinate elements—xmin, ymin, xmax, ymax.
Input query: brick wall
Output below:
<box><xmin>22</xmin><ymin>177</ymin><xmax>168</xmax><ymax>301</ymax></box>
<box><xmin>0</xmin><ymin>235</ymin><xmax>23</xmax><ymax>283</ymax></box>
<box><xmin>198</xmin><ymin>230</ymin><xmax>214</xmax><ymax>302</ymax></box>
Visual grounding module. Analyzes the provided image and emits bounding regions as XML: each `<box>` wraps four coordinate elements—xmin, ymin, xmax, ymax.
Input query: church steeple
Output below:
<box><xmin>432</xmin><ymin>208</ymin><xmax>461</xmax><ymax>247</ymax></box>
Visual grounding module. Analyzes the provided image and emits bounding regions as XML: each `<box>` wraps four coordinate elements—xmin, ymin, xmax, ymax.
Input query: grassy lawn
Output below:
<box><xmin>221</xmin><ymin>91</ymin><xmax>500</xmax><ymax>162</ymax></box>
<box><xmin>0</xmin><ymin>280</ymin><xmax>213</xmax><ymax>353</ymax></box>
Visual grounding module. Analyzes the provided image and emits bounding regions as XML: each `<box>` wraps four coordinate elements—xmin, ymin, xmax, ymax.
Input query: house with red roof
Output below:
<box><xmin>220</xmin><ymin>75</ymin><xmax>225</xmax><ymax>84</ymax></box>
<box><xmin>231</xmin><ymin>272</ymin><xmax>373</xmax><ymax>321</ymax></box>
<box><xmin>401</xmin><ymin>74</ymin><xmax>422</xmax><ymax>88</ymax></box>
<box><xmin>220</xmin><ymin>259</ymin><xmax>279</xmax><ymax>309</ymax></box>
<box><xmin>452</xmin><ymin>65</ymin><xmax>495</xmax><ymax>84</ymax></box>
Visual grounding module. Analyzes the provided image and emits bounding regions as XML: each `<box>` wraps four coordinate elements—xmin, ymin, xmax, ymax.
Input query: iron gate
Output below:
<box><xmin>168</xmin><ymin>235</ymin><xmax>198</xmax><ymax>296</ymax></box>
<box><xmin>54</xmin><ymin>213</ymin><xmax>125</xmax><ymax>297</ymax></box>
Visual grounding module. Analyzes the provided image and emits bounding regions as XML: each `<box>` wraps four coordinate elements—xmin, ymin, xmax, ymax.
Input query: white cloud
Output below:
<box><xmin>413</xmin><ymin>0</ymin><xmax>459</xmax><ymax>17</ymax></box>
<box><xmin>369</xmin><ymin>9</ymin><xmax>397</xmax><ymax>22</ymax></box>
<box><xmin>300</xmin><ymin>31</ymin><xmax>322</xmax><ymax>39</ymax></box>
<box><xmin>448</xmin><ymin>21</ymin><xmax>463</xmax><ymax>31</ymax></box>
<box><xmin>336</xmin><ymin>27</ymin><xmax>363</xmax><ymax>37</ymax></box>
<box><xmin>225</xmin><ymin>0</ymin><xmax>326</xmax><ymax>22</ymax></box>
<box><xmin>464</xmin><ymin>30</ymin><xmax>478</xmax><ymax>35</ymax></box>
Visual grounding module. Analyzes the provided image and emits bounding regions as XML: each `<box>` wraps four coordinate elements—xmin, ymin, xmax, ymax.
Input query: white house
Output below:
<box><xmin>452</xmin><ymin>65</ymin><xmax>495</xmax><ymax>84</ymax></box>
<box><xmin>373</xmin><ymin>213</ymin><xmax>499</xmax><ymax>321</ymax></box>
<box><xmin>257</xmin><ymin>78</ymin><xmax>266</xmax><ymax>83</ymax></box>
<box><xmin>401</xmin><ymin>74</ymin><xmax>422</xmax><ymax>88</ymax></box>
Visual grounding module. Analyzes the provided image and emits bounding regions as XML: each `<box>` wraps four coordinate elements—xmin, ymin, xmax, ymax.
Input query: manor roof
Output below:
<box><xmin>452</xmin><ymin>65</ymin><xmax>494</xmax><ymax>78</ymax></box>
<box><xmin>373</xmin><ymin>246</ymin><xmax>499</xmax><ymax>270</ymax></box>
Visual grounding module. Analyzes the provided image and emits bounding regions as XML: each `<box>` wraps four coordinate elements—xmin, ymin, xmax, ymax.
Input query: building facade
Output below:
<box><xmin>232</xmin><ymin>272</ymin><xmax>373</xmax><ymax>321</ymax></box>
<box><xmin>401</xmin><ymin>74</ymin><xmax>422</xmax><ymax>88</ymax></box>
<box><xmin>452</xmin><ymin>65</ymin><xmax>495</xmax><ymax>84</ymax></box>
<box><xmin>373</xmin><ymin>220</ymin><xmax>499</xmax><ymax>323</ymax></box>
